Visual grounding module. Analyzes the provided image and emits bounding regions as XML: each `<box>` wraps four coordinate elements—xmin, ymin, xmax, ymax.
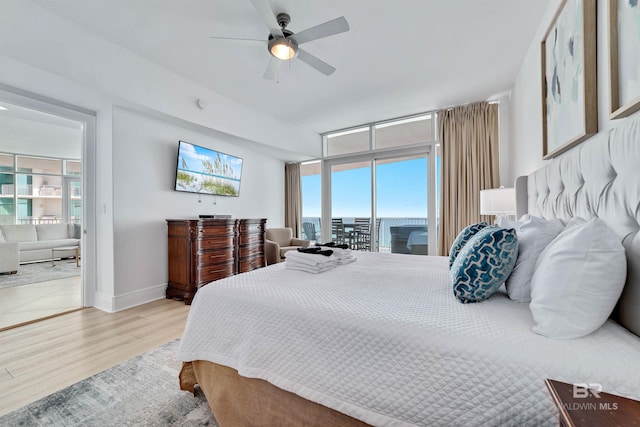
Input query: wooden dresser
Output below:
<box><xmin>166</xmin><ymin>218</ymin><xmax>266</xmax><ymax>304</ymax></box>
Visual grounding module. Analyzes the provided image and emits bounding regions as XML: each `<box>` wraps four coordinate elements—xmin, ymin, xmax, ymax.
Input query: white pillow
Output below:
<box><xmin>496</xmin><ymin>216</ymin><xmax>522</xmax><ymax>230</ymax></box>
<box><xmin>529</xmin><ymin>217</ymin><xmax>626</xmax><ymax>339</ymax></box>
<box><xmin>505</xmin><ymin>216</ymin><xmax>564</xmax><ymax>302</ymax></box>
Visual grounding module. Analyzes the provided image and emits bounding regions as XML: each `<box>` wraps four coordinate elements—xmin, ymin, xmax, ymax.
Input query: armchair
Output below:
<box><xmin>265</xmin><ymin>227</ymin><xmax>310</xmax><ymax>265</ymax></box>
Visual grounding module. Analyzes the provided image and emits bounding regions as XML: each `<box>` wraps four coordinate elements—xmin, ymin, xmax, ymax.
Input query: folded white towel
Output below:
<box><xmin>285</xmin><ymin>261</ymin><xmax>336</xmax><ymax>274</ymax></box>
<box><xmin>329</xmin><ymin>247</ymin><xmax>352</xmax><ymax>259</ymax></box>
<box><xmin>337</xmin><ymin>256</ymin><xmax>356</xmax><ymax>265</ymax></box>
<box><xmin>285</xmin><ymin>251</ymin><xmax>337</xmax><ymax>266</ymax></box>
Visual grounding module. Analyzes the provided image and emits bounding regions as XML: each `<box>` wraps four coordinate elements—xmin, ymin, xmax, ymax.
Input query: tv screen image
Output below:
<box><xmin>174</xmin><ymin>141</ymin><xmax>243</xmax><ymax>197</ymax></box>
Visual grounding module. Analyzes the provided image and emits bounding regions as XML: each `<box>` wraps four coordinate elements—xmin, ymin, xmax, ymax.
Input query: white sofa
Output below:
<box><xmin>0</xmin><ymin>223</ymin><xmax>81</xmax><ymax>264</ymax></box>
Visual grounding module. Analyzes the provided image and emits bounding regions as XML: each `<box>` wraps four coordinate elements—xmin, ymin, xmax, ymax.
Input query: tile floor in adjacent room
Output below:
<box><xmin>0</xmin><ymin>275</ymin><xmax>81</xmax><ymax>331</ymax></box>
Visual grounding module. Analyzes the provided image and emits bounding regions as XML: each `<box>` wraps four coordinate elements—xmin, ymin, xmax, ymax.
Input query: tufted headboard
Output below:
<box><xmin>515</xmin><ymin>114</ymin><xmax>640</xmax><ymax>337</ymax></box>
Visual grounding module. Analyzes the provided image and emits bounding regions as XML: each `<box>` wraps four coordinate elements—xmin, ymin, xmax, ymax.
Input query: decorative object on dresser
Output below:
<box><xmin>166</xmin><ymin>218</ymin><xmax>266</xmax><ymax>304</ymax></box>
<box><xmin>545</xmin><ymin>379</ymin><xmax>640</xmax><ymax>427</ymax></box>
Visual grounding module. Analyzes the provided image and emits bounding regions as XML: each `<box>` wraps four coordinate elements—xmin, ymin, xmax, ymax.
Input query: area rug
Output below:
<box><xmin>0</xmin><ymin>260</ymin><xmax>80</xmax><ymax>289</ymax></box>
<box><xmin>0</xmin><ymin>339</ymin><xmax>219</xmax><ymax>426</ymax></box>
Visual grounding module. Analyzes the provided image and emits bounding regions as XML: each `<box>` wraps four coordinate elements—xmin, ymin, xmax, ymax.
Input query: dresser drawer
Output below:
<box><xmin>238</xmin><ymin>244</ymin><xmax>264</xmax><ymax>259</ymax></box>
<box><xmin>238</xmin><ymin>233</ymin><xmax>264</xmax><ymax>246</ymax></box>
<box><xmin>198</xmin><ymin>236</ymin><xmax>235</xmax><ymax>251</ymax></box>
<box><xmin>197</xmin><ymin>224</ymin><xmax>235</xmax><ymax>238</ymax></box>
<box><xmin>239</xmin><ymin>256</ymin><xmax>265</xmax><ymax>273</ymax></box>
<box><xmin>197</xmin><ymin>249</ymin><xmax>235</xmax><ymax>267</ymax></box>
<box><xmin>238</xmin><ymin>222</ymin><xmax>264</xmax><ymax>234</ymax></box>
<box><xmin>196</xmin><ymin>261</ymin><xmax>236</xmax><ymax>285</ymax></box>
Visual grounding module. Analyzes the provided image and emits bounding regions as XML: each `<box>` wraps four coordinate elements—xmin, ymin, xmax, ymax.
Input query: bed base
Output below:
<box><xmin>180</xmin><ymin>361</ymin><xmax>370</xmax><ymax>426</ymax></box>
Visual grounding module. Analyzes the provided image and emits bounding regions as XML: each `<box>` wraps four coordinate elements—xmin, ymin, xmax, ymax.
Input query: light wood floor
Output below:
<box><xmin>0</xmin><ymin>298</ymin><xmax>190</xmax><ymax>417</ymax></box>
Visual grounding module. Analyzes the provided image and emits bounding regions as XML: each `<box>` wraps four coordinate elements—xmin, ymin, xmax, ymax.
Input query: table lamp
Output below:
<box><xmin>480</xmin><ymin>186</ymin><xmax>516</xmax><ymax>221</ymax></box>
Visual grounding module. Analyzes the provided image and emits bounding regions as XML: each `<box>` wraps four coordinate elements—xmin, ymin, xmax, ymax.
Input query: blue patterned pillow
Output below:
<box><xmin>450</xmin><ymin>227</ymin><xmax>518</xmax><ymax>304</ymax></box>
<box><xmin>449</xmin><ymin>222</ymin><xmax>489</xmax><ymax>268</ymax></box>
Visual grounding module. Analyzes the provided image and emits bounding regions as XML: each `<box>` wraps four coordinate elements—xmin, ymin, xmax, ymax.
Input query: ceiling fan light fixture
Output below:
<box><xmin>269</xmin><ymin>38</ymin><xmax>297</xmax><ymax>60</ymax></box>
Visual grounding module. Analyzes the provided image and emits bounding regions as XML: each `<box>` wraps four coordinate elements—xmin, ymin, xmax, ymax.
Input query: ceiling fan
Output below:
<box><xmin>210</xmin><ymin>0</ymin><xmax>350</xmax><ymax>79</ymax></box>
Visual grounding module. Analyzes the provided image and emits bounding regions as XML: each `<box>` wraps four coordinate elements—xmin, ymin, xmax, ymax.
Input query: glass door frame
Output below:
<box><xmin>63</xmin><ymin>176</ymin><xmax>81</xmax><ymax>224</ymax></box>
<box><xmin>321</xmin><ymin>143</ymin><xmax>439</xmax><ymax>255</ymax></box>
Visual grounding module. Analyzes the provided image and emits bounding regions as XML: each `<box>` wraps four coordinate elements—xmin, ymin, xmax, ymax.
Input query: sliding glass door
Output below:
<box><xmin>322</xmin><ymin>147</ymin><xmax>437</xmax><ymax>255</ymax></box>
<box><xmin>330</xmin><ymin>161</ymin><xmax>371</xmax><ymax>248</ymax></box>
<box><xmin>375</xmin><ymin>155</ymin><xmax>428</xmax><ymax>254</ymax></box>
<box><xmin>317</xmin><ymin>112</ymin><xmax>440</xmax><ymax>254</ymax></box>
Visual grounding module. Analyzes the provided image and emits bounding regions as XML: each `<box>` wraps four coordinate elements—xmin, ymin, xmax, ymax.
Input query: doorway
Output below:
<box><xmin>0</xmin><ymin>92</ymin><xmax>94</xmax><ymax>330</ymax></box>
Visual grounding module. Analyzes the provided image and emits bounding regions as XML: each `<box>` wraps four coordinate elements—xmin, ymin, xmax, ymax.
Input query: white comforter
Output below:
<box><xmin>178</xmin><ymin>252</ymin><xmax>640</xmax><ymax>426</ymax></box>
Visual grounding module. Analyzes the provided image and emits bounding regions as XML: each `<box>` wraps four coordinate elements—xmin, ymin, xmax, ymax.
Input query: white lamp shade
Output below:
<box><xmin>480</xmin><ymin>187</ymin><xmax>516</xmax><ymax>215</ymax></box>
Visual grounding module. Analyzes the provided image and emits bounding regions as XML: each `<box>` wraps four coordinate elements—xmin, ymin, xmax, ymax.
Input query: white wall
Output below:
<box><xmin>509</xmin><ymin>0</ymin><xmax>638</xmax><ymax>182</ymax></box>
<box><xmin>508</xmin><ymin>0</ymin><xmax>561</xmax><ymax>182</ymax></box>
<box><xmin>110</xmin><ymin>107</ymin><xmax>284</xmax><ymax>309</ymax></box>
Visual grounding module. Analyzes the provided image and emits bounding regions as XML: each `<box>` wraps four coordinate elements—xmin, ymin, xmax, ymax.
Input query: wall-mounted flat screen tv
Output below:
<box><xmin>174</xmin><ymin>140</ymin><xmax>243</xmax><ymax>197</ymax></box>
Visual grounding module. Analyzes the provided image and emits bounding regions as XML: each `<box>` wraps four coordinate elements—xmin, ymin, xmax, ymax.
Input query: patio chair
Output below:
<box><xmin>353</xmin><ymin>218</ymin><xmax>371</xmax><ymax>251</ymax></box>
<box><xmin>302</xmin><ymin>222</ymin><xmax>317</xmax><ymax>241</ymax></box>
<box><xmin>331</xmin><ymin>218</ymin><xmax>346</xmax><ymax>245</ymax></box>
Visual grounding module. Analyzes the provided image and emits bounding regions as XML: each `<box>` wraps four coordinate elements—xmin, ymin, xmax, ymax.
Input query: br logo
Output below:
<box><xmin>573</xmin><ymin>383</ymin><xmax>602</xmax><ymax>399</ymax></box>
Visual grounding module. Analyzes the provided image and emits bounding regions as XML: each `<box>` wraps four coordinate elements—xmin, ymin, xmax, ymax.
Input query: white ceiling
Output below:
<box><xmin>0</xmin><ymin>102</ymin><xmax>82</xmax><ymax>158</ymax></box>
<box><xmin>31</xmin><ymin>0</ymin><xmax>550</xmax><ymax>134</ymax></box>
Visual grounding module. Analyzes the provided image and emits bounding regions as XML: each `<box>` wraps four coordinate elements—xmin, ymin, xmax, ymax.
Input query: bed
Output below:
<box><xmin>178</xmin><ymin>114</ymin><xmax>640</xmax><ymax>426</ymax></box>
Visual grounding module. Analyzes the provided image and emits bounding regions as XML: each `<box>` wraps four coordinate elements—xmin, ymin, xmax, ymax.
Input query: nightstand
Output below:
<box><xmin>545</xmin><ymin>379</ymin><xmax>640</xmax><ymax>426</ymax></box>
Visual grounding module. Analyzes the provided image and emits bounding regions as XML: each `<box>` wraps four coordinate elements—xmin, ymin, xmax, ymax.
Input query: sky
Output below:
<box><xmin>178</xmin><ymin>141</ymin><xmax>243</xmax><ymax>179</ymax></box>
<box><xmin>302</xmin><ymin>156</ymin><xmax>440</xmax><ymax>219</ymax></box>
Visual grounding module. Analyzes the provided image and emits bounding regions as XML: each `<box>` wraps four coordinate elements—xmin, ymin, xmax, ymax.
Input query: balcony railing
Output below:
<box><xmin>1</xmin><ymin>184</ymin><xmax>14</xmax><ymax>197</ymax></box>
<box><xmin>16</xmin><ymin>185</ymin><xmax>64</xmax><ymax>197</ymax></box>
<box><xmin>302</xmin><ymin>217</ymin><xmax>430</xmax><ymax>253</ymax></box>
<box><xmin>18</xmin><ymin>217</ymin><xmax>61</xmax><ymax>224</ymax></box>
<box><xmin>17</xmin><ymin>217</ymin><xmax>82</xmax><ymax>225</ymax></box>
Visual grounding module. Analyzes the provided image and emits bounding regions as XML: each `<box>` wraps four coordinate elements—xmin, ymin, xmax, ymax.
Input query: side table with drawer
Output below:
<box><xmin>545</xmin><ymin>379</ymin><xmax>640</xmax><ymax>427</ymax></box>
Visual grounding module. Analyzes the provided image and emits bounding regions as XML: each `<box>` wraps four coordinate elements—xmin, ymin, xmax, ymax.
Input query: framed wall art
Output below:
<box><xmin>609</xmin><ymin>0</ymin><xmax>640</xmax><ymax>119</ymax></box>
<box><xmin>541</xmin><ymin>0</ymin><xmax>597</xmax><ymax>159</ymax></box>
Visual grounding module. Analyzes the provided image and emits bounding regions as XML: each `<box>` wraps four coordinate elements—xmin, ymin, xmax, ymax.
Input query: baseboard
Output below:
<box><xmin>92</xmin><ymin>284</ymin><xmax>167</xmax><ymax>313</ymax></box>
<box><xmin>113</xmin><ymin>283</ymin><xmax>167</xmax><ymax>312</ymax></box>
<box><xmin>93</xmin><ymin>291</ymin><xmax>115</xmax><ymax>313</ymax></box>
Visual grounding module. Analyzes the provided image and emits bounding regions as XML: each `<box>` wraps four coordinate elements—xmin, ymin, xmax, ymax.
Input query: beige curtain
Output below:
<box><xmin>438</xmin><ymin>102</ymin><xmax>500</xmax><ymax>256</ymax></box>
<box><xmin>284</xmin><ymin>162</ymin><xmax>302</xmax><ymax>238</ymax></box>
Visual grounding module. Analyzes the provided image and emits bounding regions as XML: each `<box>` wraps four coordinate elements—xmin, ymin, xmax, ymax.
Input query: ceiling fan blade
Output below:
<box><xmin>209</xmin><ymin>36</ymin><xmax>265</xmax><ymax>44</ymax></box>
<box><xmin>297</xmin><ymin>48</ymin><xmax>336</xmax><ymax>76</ymax></box>
<box><xmin>249</xmin><ymin>0</ymin><xmax>284</xmax><ymax>38</ymax></box>
<box><xmin>290</xmin><ymin>16</ymin><xmax>349</xmax><ymax>45</ymax></box>
<box><xmin>263</xmin><ymin>57</ymin><xmax>282</xmax><ymax>80</ymax></box>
